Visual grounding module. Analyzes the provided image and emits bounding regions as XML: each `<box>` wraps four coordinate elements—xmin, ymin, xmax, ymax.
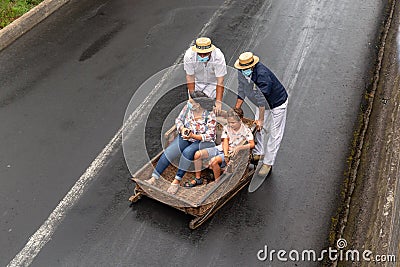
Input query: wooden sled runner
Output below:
<box><xmin>129</xmin><ymin>117</ymin><xmax>256</xmax><ymax>229</ymax></box>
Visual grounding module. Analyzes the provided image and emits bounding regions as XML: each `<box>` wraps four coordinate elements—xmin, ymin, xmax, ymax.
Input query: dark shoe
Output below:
<box><xmin>202</xmin><ymin>171</ymin><xmax>214</xmax><ymax>182</ymax></box>
<box><xmin>250</xmin><ymin>154</ymin><xmax>262</xmax><ymax>164</ymax></box>
<box><xmin>183</xmin><ymin>177</ymin><xmax>203</xmax><ymax>188</ymax></box>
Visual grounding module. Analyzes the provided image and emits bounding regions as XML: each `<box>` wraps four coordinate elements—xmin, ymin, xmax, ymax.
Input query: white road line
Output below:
<box><xmin>282</xmin><ymin>1</ymin><xmax>321</xmax><ymax>95</ymax></box>
<box><xmin>7</xmin><ymin>1</ymin><xmax>230</xmax><ymax>266</ymax></box>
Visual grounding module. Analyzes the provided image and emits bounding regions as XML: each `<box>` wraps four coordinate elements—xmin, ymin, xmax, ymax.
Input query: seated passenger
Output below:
<box><xmin>185</xmin><ymin>108</ymin><xmax>255</xmax><ymax>187</ymax></box>
<box><xmin>145</xmin><ymin>91</ymin><xmax>216</xmax><ymax>194</ymax></box>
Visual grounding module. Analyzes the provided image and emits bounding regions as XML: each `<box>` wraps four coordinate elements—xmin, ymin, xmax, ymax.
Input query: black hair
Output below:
<box><xmin>190</xmin><ymin>91</ymin><xmax>215</xmax><ymax>111</ymax></box>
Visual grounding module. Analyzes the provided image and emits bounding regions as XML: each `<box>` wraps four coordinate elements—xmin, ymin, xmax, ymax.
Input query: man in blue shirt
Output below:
<box><xmin>234</xmin><ymin>52</ymin><xmax>288</xmax><ymax>177</ymax></box>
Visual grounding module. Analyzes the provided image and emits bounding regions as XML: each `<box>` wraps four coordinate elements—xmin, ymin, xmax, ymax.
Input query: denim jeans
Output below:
<box><xmin>152</xmin><ymin>134</ymin><xmax>214</xmax><ymax>180</ymax></box>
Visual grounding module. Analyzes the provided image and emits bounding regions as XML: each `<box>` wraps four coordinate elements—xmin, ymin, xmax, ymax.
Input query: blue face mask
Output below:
<box><xmin>197</xmin><ymin>54</ymin><xmax>209</xmax><ymax>62</ymax></box>
<box><xmin>241</xmin><ymin>69</ymin><xmax>252</xmax><ymax>77</ymax></box>
<box><xmin>187</xmin><ymin>101</ymin><xmax>193</xmax><ymax>110</ymax></box>
<box><xmin>188</xmin><ymin>101</ymin><xmax>198</xmax><ymax>111</ymax></box>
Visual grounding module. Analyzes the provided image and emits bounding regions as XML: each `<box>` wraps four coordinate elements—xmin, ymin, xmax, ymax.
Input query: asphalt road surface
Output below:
<box><xmin>0</xmin><ymin>0</ymin><xmax>387</xmax><ymax>266</ymax></box>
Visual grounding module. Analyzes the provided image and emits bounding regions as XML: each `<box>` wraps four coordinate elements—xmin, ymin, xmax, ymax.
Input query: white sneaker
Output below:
<box><xmin>167</xmin><ymin>183</ymin><xmax>179</xmax><ymax>194</ymax></box>
<box><xmin>145</xmin><ymin>177</ymin><xmax>157</xmax><ymax>185</ymax></box>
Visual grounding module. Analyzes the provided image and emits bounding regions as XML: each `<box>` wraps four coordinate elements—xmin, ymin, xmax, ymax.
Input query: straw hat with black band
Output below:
<box><xmin>191</xmin><ymin>37</ymin><xmax>216</xmax><ymax>54</ymax></box>
<box><xmin>234</xmin><ymin>52</ymin><xmax>260</xmax><ymax>70</ymax></box>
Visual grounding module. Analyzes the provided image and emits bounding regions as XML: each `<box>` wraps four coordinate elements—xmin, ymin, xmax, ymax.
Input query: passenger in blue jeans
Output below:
<box><xmin>145</xmin><ymin>91</ymin><xmax>216</xmax><ymax>194</ymax></box>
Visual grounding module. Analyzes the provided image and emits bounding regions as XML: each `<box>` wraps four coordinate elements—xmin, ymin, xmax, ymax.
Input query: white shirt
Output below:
<box><xmin>183</xmin><ymin>47</ymin><xmax>227</xmax><ymax>99</ymax></box>
<box><xmin>217</xmin><ymin>123</ymin><xmax>254</xmax><ymax>153</ymax></box>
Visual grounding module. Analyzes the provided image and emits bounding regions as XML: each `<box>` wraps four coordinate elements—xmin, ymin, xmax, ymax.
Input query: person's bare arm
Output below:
<box><xmin>216</xmin><ymin>76</ymin><xmax>224</xmax><ymax>101</ymax></box>
<box><xmin>235</xmin><ymin>98</ymin><xmax>244</xmax><ymax>109</ymax></box>
<box><xmin>213</xmin><ymin>76</ymin><xmax>224</xmax><ymax>115</ymax></box>
<box><xmin>186</xmin><ymin>74</ymin><xmax>195</xmax><ymax>96</ymax></box>
<box><xmin>236</xmin><ymin>140</ymin><xmax>255</xmax><ymax>153</ymax></box>
<box><xmin>256</xmin><ymin>106</ymin><xmax>265</xmax><ymax>131</ymax></box>
<box><xmin>223</xmin><ymin>138</ymin><xmax>230</xmax><ymax>163</ymax></box>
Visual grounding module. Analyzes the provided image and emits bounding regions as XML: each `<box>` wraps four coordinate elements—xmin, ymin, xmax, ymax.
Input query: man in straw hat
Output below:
<box><xmin>184</xmin><ymin>37</ymin><xmax>227</xmax><ymax>114</ymax></box>
<box><xmin>234</xmin><ymin>52</ymin><xmax>288</xmax><ymax>177</ymax></box>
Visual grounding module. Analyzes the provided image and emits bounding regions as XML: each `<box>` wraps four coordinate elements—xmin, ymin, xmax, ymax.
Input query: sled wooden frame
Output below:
<box><xmin>128</xmin><ymin>117</ymin><xmax>256</xmax><ymax>229</ymax></box>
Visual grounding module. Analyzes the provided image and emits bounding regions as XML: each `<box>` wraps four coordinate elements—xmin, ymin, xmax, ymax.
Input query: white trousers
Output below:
<box><xmin>254</xmin><ymin>99</ymin><xmax>288</xmax><ymax>165</ymax></box>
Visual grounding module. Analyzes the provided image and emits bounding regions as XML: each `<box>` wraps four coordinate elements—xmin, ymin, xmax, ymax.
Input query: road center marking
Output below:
<box><xmin>7</xmin><ymin>1</ymin><xmax>232</xmax><ymax>266</ymax></box>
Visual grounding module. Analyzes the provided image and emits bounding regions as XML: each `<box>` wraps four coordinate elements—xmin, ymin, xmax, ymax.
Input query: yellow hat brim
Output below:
<box><xmin>234</xmin><ymin>56</ymin><xmax>259</xmax><ymax>69</ymax></box>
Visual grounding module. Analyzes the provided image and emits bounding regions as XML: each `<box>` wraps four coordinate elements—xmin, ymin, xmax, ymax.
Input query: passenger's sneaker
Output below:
<box><xmin>258</xmin><ymin>164</ymin><xmax>272</xmax><ymax>177</ymax></box>
<box><xmin>145</xmin><ymin>177</ymin><xmax>157</xmax><ymax>185</ymax></box>
<box><xmin>167</xmin><ymin>183</ymin><xmax>179</xmax><ymax>194</ymax></box>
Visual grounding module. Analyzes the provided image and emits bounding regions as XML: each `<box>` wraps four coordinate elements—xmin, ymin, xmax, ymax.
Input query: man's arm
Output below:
<box><xmin>235</xmin><ymin>71</ymin><xmax>246</xmax><ymax>108</ymax></box>
<box><xmin>186</xmin><ymin>74</ymin><xmax>195</xmax><ymax>96</ymax></box>
<box><xmin>235</xmin><ymin>98</ymin><xmax>244</xmax><ymax>109</ymax></box>
<box><xmin>214</xmin><ymin>76</ymin><xmax>224</xmax><ymax>114</ymax></box>
<box><xmin>216</xmin><ymin>76</ymin><xmax>224</xmax><ymax>102</ymax></box>
<box><xmin>256</xmin><ymin>106</ymin><xmax>265</xmax><ymax>131</ymax></box>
